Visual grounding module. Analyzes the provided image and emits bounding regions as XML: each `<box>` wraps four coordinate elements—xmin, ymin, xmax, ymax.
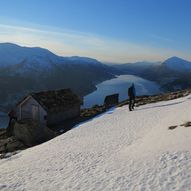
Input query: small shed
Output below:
<box><xmin>16</xmin><ymin>89</ymin><xmax>82</xmax><ymax>126</ymax></box>
<box><xmin>104</xmin><ymin>93</ymin><xmax>119</xmax><ymax>107</ymax></box>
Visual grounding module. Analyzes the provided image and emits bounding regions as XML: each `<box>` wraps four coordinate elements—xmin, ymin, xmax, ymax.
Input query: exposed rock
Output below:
<box><xmin>6</xmin><ymin>137</ymin><xmax>25</xmax><ymax>152</ymax></box>
<box><xmin>14</xmin><ymin>120</ymin><xmax>56</xmax><ymax>146</ymax></box>
<box><xmin>0</xmin><ymin>151</ymin><xmax>20</xmax><ymax>159</ymax></box>
<box><xmin>118</xmin><ymin>89</ymin><xmax>191</xmax><ymax>108</ymax></box>
<box><xmin>168</xmin><ymin>125</ymin><xmax>178</xmax><ymax>130</ymax></box>
<box><xmin>0</xmin><ymin>120</ymin><xmax>56</xmax><ymax>154</ymax></box>
<box><xmin>0</xmin><ymin>129</ymin><xmax>7</xmax><ymax>139</ymax></box>
<box><xmin>0</xmin><ymin>136</ymin><xmax>25</xmax><ymax>153</ymax></box>
<box><xmin>0</xmin><ymin>139</ymin><xmax>7</xmax><ymax>153</ymax></box>
<box><xmin>180</xmin><ymin>121</ymin><xmax>191</xmax><ymax>127</ymax></box>
<box><xmin>81</xmin><ymin>105</ymin><xmax>106</xmax><ymax>118</ymax></box>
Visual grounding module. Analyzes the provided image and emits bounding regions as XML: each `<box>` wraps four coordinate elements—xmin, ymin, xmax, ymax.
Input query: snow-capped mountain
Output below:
<box><xmin>162</xmin><ymin>56</ymin><xmax>191</xmax><ymax>72</ymax></box>
<box><xmin>0</xmin><ymin>43</ymin><xmax>62</xmax><ymax>68</ymax></box>
<box><xmin>0</xmin><ymin>43</ymin><xmax>117</xmax><ymax>110</ymax></box>
<box><xmin>0</xmin><ymin>43</ymin><xmax>112</xmax><ymax>72</ymax></box>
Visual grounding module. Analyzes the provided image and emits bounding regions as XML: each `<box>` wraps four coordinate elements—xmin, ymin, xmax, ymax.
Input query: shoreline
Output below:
<box><xmin>1</xmin><ymin>88</ymin><xmax>191</xmax><ymax>157</ymax></box>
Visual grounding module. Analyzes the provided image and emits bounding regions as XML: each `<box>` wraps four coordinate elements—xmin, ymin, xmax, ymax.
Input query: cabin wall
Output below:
<box><xmin>47</xmin><ymin>104</ymin><xmax>80</xmax><ymax>126</ymax></box>
<box><xmin>17</xmin><ymin>97</ymin><xmax>47</xmax><ymax>126</ymax></box>
<box><xmin>104</xmin><ymin>94</ymin><xmax>119</xmax><ymax>107</ymax></box>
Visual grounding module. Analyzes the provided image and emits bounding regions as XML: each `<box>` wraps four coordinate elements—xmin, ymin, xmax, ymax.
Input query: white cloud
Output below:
<box><xmin>0</xmin><ymin>24</ymin><xmax>190</xmax><ymax>63</ymax></box>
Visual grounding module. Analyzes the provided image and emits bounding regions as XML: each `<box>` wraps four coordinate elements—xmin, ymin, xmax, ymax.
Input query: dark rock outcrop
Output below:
<box><xmin>168</xmin><ymin>125</ymin><xmax>178</xmax><ymax>130</ymax></box>
<box><xmin>0</xmin><ymin>136</ymin><xmax>26</xmax><ymax>153</ymax></box>
<box><xmin>0</xmin><ymin>120</ymin><xmax>56</xmax><ymax>155</ymax></box>
<box><xmin>180</xmin><ymin>121</ymin><xmax>191</xmax><ymax>127</ymax></box>
<box><xmin>0</xmin><ymin>129</ymin><xmax>7</xmax><ymax>140</ymax></box>
<box><xmin>14</xmin><ymin>120</ymin><xmax>56</xmax><ymax>146</ymax></box>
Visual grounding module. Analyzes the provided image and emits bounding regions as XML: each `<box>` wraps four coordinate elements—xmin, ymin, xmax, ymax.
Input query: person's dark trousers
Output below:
<box><xmin>129</xmin><ymin>97</ymin><xmax>135</xmax><ymax>111</ymax></box>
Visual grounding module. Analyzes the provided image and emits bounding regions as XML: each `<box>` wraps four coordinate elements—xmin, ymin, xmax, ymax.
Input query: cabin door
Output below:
<box><xmin>32</xmin><ymin>105</ymin><xmax>39</xmax><ymax>121</ymax></box>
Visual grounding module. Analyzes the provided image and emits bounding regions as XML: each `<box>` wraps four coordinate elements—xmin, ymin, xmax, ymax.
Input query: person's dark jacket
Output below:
<box><xmin>128</xmin><ymin>86</ymin><xmax>135</xmax><ymax>99</ymax></box>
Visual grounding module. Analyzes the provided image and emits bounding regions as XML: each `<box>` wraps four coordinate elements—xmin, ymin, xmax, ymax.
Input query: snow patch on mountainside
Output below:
<box><xmin>1</xmin><ymin>95</ymin><xmax>191</xmax><ymax>190</ymax></box>
<box><xmin>0</xmin><ymin>43</ymin><xmax>60</xmax><ymax>67</ymax></box>
<box><xmin>0</xmin><ymin>43</ymin><xmax>106</xmax><ymax>72</ymax></box>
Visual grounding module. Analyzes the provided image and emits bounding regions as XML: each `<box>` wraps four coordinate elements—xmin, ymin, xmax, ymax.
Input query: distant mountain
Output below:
<box><xmin>0</xmin><ymin>43</ymin><xmax>112</xmax><ymax>72</ymax></box>
<box><xmin>111</xmin><ymin>57</ymin><xmax>191</xmax><ymax>92</ymax></box>
<box><xmin>0</xmin><ymin>43</ymin><xmax>117</xmax><ymax>111</ymax></box>
<box><xmin>0</xmin><ymin>43</ymin><xmax>61</xmax><ymax>68</ymax></box>
<box><xmin>162</xmin><ymin>56</ymin><xmax>191</xmax><ymax>72</ymax></box>
<box><xmin>1</xmin><ymin>42</ymin><xmax>191</xmax><ymax>111</ymax></box>
<box><xmin>112</xmin><ymin>61</ymin><xmax>161</xmax><ymax>76</ymax></box>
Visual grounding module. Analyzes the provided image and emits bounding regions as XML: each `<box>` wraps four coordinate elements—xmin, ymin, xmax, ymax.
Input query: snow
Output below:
<box><xmin>0</xmin><ymin>43</ymin><xmax>61</xmax><ymax>68</ymax></box>
<box><xmin>1</xmin><ymin>95</ymin><xmax>191</xmax><ymax>190</ymax></box>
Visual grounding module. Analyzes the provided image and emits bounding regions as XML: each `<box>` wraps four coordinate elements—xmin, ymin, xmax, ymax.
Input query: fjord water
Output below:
<box><xmin>0</xmin><ymin>75</ymin><xmax>161</xmax><ymax>128</ymax></box>
<box><xmin>83</xmin><ymin>75</ymin><xmax>161</xmax><ymax>108</ymax></box>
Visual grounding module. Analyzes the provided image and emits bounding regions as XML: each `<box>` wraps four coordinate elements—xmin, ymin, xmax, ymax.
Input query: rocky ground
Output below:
<box><xmin>0</xmin><ymin>119</ymin><xmax>56</xmax><ymax>157</ymax></box>
<box><xmin>118</xmin><ymin>88</ymin><xmax>191</xmax><ymax>107</ymax></box>
<box><xmin>0</xmin><ymin>127</ymin><xmax>27</xmax><ymax>158</ymax></box>
<box><xmin>1</xmin><ymin>88</ymin><xmax>191</xmax><ymax>158</ymax></box>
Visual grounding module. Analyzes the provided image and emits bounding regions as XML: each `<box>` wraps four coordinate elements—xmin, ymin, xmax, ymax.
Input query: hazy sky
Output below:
<box><xmin>0</xmin><ymin>0</ymin><xmax>191</xmax><ymax>62</ymax></box>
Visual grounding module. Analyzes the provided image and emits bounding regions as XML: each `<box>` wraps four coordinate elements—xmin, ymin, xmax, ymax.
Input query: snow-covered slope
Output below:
<box><xmin>163</xmin><ymin>56</ymin><xmax>191</xmax><ymax>72</ymax></box>
<box><xmin>1</xmin><ymin>94</ymin><xmax>191</xmax><ymax>190</ymax></box>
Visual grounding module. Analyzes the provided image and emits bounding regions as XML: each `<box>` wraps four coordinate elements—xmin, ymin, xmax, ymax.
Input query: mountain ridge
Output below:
<box><xmin>0</xmin><ymin>43</ymin><xmax>117</xmax><ymax>111</ymax></box>
<box><xmin>162</xmin><ymin>56</ymin><xmax>191</xmax><ymax>72</ymax></box>
<box><xmin>1</xmin><ymin>42</ymin><xmax>191</xmax><ymax>110</ymax></box>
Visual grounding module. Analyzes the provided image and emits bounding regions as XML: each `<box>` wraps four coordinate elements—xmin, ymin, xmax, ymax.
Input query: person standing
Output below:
<box><xmin>128</xmin><ymin>83</ymin><xmax>136</xmax><ymax>111</ymax></box>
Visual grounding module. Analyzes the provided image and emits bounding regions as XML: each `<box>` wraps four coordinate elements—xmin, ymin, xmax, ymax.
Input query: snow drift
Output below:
<box><xmin>1</xmin><ymin>95</ymin><xmax>191</xmax><ymax>190</ymax></box>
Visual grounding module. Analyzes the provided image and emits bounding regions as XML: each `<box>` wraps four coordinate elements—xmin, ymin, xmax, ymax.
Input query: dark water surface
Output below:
<box><xmin>83</xmin><ymin>75</ymin><xmax>161</xmax><ymax>108</ymax></box>
<box><xmin>1</xmin><ymin>75</ymin><xmax>161</xmax><ymax>128</ymax></box>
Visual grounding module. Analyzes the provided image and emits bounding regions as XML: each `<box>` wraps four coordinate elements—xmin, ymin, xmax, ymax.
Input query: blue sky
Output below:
<box><xmin>0</xmin><ymin>0</ymin><xmax>190</xmax><ymax>62</ymax></box>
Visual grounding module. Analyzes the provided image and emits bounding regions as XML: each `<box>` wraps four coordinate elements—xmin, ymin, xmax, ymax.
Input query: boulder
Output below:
<box><xmin>0</xmin><ymin>136</ymin><xmax>25</xmax><ymax>153</ymax></box>
<box><xmin>0</xmin><ymin>129</ymin><xmax>7</xmax><ymax>139</ymax></box>
<box><xmin>13</xmin><ymin>120</ymin><xmax>56</xmax><ymax>146</ymax></box>
<box><xmin>0</xmin><ymin>139</ymin><xmax>7</xmax><ymax>153</ymax></box>
<box><xmin>6</xmin><ymin>137</ymin><xmax>25</xmax><ymax>152</ymax></box>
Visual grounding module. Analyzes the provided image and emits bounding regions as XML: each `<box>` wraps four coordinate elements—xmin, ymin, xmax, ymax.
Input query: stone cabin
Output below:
<box><xmin>104</xmin><ymin>93</ymin><xmax>119</xmax><ymax>107</ymax></box>
<box><xmin>16</xmin><ymin>89</ymin><xmax>82</xmax><ymax>127</ymax></box>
